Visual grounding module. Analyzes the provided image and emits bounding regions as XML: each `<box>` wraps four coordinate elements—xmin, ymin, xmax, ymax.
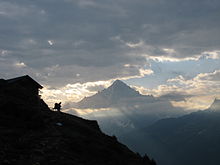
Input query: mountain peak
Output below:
<box><xmin>76</xmin><ymin>79</ymin><xmax>143</xmax><ymax>108</ymax></box>
<box><xmin>113</xmin><ymin>79</ymin><xmax>125</xmax><ymax>84</ymax></box>
<box><xmin>111</xmin><ymin>79</ymin><xmax>130</xmax><ymax>88</ymax></box>
<box><xmin>106</xmin><ymin>80</ymin><xmax>141</xmax><ymax>97</ymax></box>
<box><xmin>209</xmin><ymin>98</ymin><xmax>220</xmax><ymax>111</ymax></box>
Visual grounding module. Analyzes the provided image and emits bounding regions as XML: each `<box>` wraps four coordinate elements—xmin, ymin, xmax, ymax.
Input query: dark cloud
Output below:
<box><xmin>1</xmin><ymin>0</ymin><xmax>220</xmax><ymax>85</ymax></box>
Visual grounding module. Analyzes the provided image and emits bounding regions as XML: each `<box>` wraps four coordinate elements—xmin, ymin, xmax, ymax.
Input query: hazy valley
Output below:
<box><xmin>66</xmin><ymin>80</ymin><xmax>220</xmax><ymax>165</ymax></box>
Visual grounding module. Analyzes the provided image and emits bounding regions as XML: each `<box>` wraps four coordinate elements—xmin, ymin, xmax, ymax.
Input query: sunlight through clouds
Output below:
<box><xmin>134</xmin><ymin>70</ymin><xmax>220</xmax><ymax>110</ymax></box>
<box><xmin>47</xmin><ymin>40</ymin><xmax>54</xmax><ymax>46</ymax></box>
<box><xmin>41</xmin><ymin>80</ymin><xmax>112</xmax><ymax>107</ymax></box>
<box><xmin>0</xmin><ymin>0</ymin><xmax>220</xmax><ymax>113</ymax></box>
<box><xmin>14</xmin><ymin>62</ymin><xmax>27</xmax><ymax>68</ymax></box>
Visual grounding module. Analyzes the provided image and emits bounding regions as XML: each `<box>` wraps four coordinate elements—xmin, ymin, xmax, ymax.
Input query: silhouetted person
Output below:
<box><xmin>54</xmin><ymin>102</ymin><xmax>62</xmax><ymax>112</ymax></box>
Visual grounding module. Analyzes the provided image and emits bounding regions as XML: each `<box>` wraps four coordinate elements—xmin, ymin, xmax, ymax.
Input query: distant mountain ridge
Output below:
<box><xmin>67</xmin><ymin>79</ymin><xmax>220</xmax><ymax>165</ymax></box>
<box><xmin>121</xmin><ymin>100</ymin><xmax>220</xmax><ymax>165</ymax></box>
<box><xmin>75</xmin><ymin>80</ymin><xmax>155</xmax><ymax>109</ymax></box>
<box><xmin>71</xmin><ymin>80</ymin><xmax>185</xmax><ymax>138</ymax></box>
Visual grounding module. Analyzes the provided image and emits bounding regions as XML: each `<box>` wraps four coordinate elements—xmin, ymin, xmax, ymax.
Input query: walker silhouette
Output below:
<box><xmin>53</xmin><ymin>102</ymin><xmax>61</xmax><ymax>112</ymax></box>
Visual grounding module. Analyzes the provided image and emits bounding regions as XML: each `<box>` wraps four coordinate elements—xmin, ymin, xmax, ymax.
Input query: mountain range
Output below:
<box><xmin>71</xmin><ymin>80</ymin><xmax>185</xmax><ymax>136</ymax></box>
<box><xmin>75</xmin><ymin>80</ymin><xmax>154</xmax><ymax>109</ymax></box>
<box><xmin>121</xmin><ymin>98</ymin><xmax>220</xmax><ymax>165</ymax></box>
<box><xmin>69</xmin><ymin>80</ymin><xmax>220</xmax><ymax>165</ymax></box>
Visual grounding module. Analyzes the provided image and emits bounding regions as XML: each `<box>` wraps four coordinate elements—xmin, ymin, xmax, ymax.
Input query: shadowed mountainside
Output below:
<box><xmin>0</xmin><ymin>76</ymin><xmax>156</xmax><ymax>165</ymax></box>
<box><xmin>121</xmin><ymin>98</ymin><xmax>220</xmax><ymax>165</ymax></box>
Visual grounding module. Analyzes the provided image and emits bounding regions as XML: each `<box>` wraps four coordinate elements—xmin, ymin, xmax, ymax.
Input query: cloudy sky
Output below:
<box><xmin>0</xmin><ymin>0</ymin><xmax>220</xmax><ymax>110</ymax></box>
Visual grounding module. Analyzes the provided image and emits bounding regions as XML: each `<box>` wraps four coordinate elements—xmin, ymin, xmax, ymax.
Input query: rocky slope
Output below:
<box><xmin>122</xmin><ymin>99</ymin><xmax>220</xmax><ymax>165</ymax></box>
<box><xmin>143</xmin><ymin>110</ymin><xmax>220</xmax><ymax>165</ymax></box>
<box><xmin>0</xmin><ymin>82</ymin><xmax>156</xmax><ymax>165</ymax></box>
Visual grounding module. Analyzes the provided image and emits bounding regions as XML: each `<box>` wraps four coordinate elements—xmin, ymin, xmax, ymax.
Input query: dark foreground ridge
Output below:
<box><xmin>0</xmin><ymin>75</ymin><xmax>156</xmax><ymax>165</ymax></box>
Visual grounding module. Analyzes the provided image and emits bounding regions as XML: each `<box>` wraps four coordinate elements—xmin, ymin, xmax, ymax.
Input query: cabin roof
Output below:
<box><xmin>0</xmin><ymin>79</ymin><xmax>6</xmax><ymax>86</ymax></box>
<box><xmin>6</xmin><ymin>75</ymin><xmax>43</xmax><ymax>89</ymax></box>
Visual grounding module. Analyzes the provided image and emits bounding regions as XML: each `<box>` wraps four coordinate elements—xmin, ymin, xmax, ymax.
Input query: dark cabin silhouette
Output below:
<box><xmin>0</xmin><ymin>75</ymin><xmax>43</xmax><ymax>97</ymax></box>
<box><xmin>0</xmin><ymin>75</ymin><xmax>49</xmax><ymax>118</ymax></box>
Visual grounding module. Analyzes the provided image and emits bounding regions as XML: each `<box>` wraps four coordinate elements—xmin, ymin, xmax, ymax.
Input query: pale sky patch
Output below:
<box><xmin>163</xmin><ymin>48</ymin><xmax>176</xmax><ymax>54</ymax></box>
<box><xmin>139</xmin><ymin>69</ymin><xmax>154</xmax><ymax>77</ymax></box>
<box><xmin>134</xmin><ymin>70</ymin><xmax>220</xmax><ymax>110</ymax></box>
<box><xmin>48</xmin><ymin>40</ymin><xmax>54</xmax><ymax>46</ymax></box>
<box><xmin>171</xmin><ymin>95</ymin><xmax>215</xmax><ymax>110</ymax></box>
<box><xmin>201</xmin><ymin>50</ymin><xmax>220</xmax><ymax>59</ymax></box>
<box><xmin>145</xmin><ymin>55</ymin><xmax>201</xmax><ymax>62</ymax></box>
<box><xmin>126</xmin><ymin>40</ymin><xmax>144</xmax><ymax>48</ymax></box>
<box><xmin>0</xmin><ymin>50</ymin><xmax>9</xmax><ymax>57</ymax></box>
<box><xmin>14</xmin><ymin>62</ymin><xmax>27</xmax><ymax>68</ymax></box>
<box><xmin>41</xmin><ymin>80</ymin><xmax>113</xmax><ymax>107</ymax></box>
<box><xmin>118</xmin><ymin>68</ymin><xmax>154</xmax><ymax>80</ymax></box>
